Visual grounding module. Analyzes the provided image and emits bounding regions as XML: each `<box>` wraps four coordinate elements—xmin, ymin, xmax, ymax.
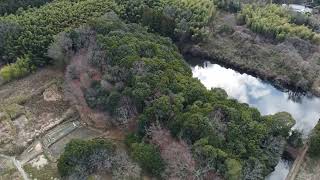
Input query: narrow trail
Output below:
<box><xmin>0</xmin><ymin>154</ymin><xmax>29</xmax><ymax>180</ymax></box>
<box><xmin>285</xmin><ymin>145</ymin><xmax>309</xmax><ymax>180</ymax></box>
<box><xmin>12</xmin><ymin>157</ymin><xmax>29</xmax><ymax>180</ymax></box>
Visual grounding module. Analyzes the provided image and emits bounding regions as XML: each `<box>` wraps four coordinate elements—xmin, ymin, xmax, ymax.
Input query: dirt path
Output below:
<box><xmin>286</xmin><ymin>145</ymin><xmax>309</xmax><ymax>180</ymax></box>
<box><xmin>12</xmin><ymin>157</ymin><xmax>29</xmax><ymax>180</ymax></box>
<box><xmin>0</xmin><ymin>154</ymin><xmax>29</xmax><ymax>180</ymax></box>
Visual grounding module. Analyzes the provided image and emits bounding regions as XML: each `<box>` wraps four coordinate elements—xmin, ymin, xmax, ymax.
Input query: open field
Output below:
<box><xmin>0</xmin><ymin>68</ymin><xmax>136</xmax><ymax>179</ymax></box>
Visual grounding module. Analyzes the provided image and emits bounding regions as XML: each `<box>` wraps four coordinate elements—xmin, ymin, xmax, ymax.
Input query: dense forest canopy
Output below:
<box><xmin>0</xmin><ymin>0</ymin><xmax>121</xmax><ymax>66</ymax></box>
<box><xmin>0</xmin><ymin>0</ymin><xmax>313</xmax><ymax>179</ymax></box>
<box><xmin>0</xmin><ymin>0</ymin><xmax>217</xmax><ymax>82</ymax></box>
<box><xmin>0</xmin><ymin>0</ymin><xmax>53</xmax><ymax>15</ymax></box>
<box><xmin>117</xmin><ymin>0</ymin><xmax>216</xmax><ymax>41</ymax></box>
<box><xmin>1</xmin><ymin>0</ymin><xmax>319</xmax><ymax>82</ymax></box>
<box><xmin>52</xmin><ymin>13</ymin><xmax>296</xmax><ymax>179</ymax></box>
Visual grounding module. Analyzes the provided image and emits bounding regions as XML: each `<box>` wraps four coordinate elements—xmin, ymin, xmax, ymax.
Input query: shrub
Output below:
<box><xmin>288</xmin><ymin>130</ymin><xmax>303</xmax><ymax>148</ymax></box>
<box><xmin>225</xmin><ymin>158</ymin><xmax>242</xmax><ymax>180</ymax></box>
<box><xmin>117</xmin><ymin>0</ymin><xmax>216</xmax><ymax>41</ymax></box>
<box><xmin>106</xmin><ymin>91</ymin><xmax>121</xmax><ymax>114</ymax></box>
<box><xmin>290</xmin><ymin>11</ymin><xmax>309</xmax><ymax>26</ymax></box>
<box><xmin>216</xmin><ymin>0</ymin><xmax>241</xmax><ymax>12</ymax></box>
<box><xmin>0</xmin><ymin>21</ymin><xmax>22</xmax><ymax>64</ymax></box>
<box><xmin>124</xmin><ymin>133</ymin><xmax>141</xmax><ymax>147</ymax></box>
<box><xmin>0</xmin><ymin>55</ymin><xmax>35</xmax><ymax>81</ymax></box>
<box><xmin>193</xmin><ymin>138</ymin><xmax>228</xmax><ymax>173</ymax></box>
<box><xmin>236</xmin><ymin>13</ymin><xmax>246</xmax><ymax>25</ymax></box>
<box><xmin>84</xmin><ymin>82</ymin><xmax>110</xmax><ymax>109</ymax></box>
<box><xmin>265</xmin><ymin>112</ymin><xmax>295</xmax><ymax>137</ymax></box>
<box><xmin>218</xmin><ymin>24</ymin><xmax>235</xmax><ymax>35</ymax></box>
<box><xmin>0</xmin><ymin>0</ymin><xmax>53</xmax><ymax>15</ymax></box>
<box><xmin>57</xmin><ymin>138</ymin><xmax>115</xmax><ymax>177</ymax></box>
<box><xmin>312</xmin><ymin>34</ymin><xmax>320</xmax><ymax>45</ymax></box>
<box><xmin>242</xmin><ymin>157</ymin><xmax>265</xmax><ymax>180</ymax></box>
<box><xmin>131</xmin><ymin>143</ymin><xmax>165</xmax><ymax>176</ymax></box>
<box><xmin>239</xmin><ymin>4</ymin><xmax>318</xmax><ymax>43</ymax></box>
<box><xmin>309</xmin><ymin>122</ymin><xmax>320</xmax><ymax>157</ymax></box>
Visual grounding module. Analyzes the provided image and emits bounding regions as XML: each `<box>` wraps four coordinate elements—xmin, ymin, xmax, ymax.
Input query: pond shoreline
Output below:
<box><xmin>181</xmin><ymin>44</ymin><xmax>320</xmax><ymax>97</ymax></box>
<box><xmin>187</xmin><ymin>57</ymin><xmax>320</xmax><ymax>180</ymax></box>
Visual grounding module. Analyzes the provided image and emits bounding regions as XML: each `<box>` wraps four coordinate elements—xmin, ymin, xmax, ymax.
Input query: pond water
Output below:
<box><xmin>190</xmin><ymin>61</ymin><xmax>320</xmax><ymax>180</ymax></box>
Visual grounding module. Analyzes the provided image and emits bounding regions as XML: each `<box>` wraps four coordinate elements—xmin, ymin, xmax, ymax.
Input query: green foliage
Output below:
<box><xmin>211</xmin><ymin>88</ymin><xmax>228</xmax><ymax>99</ymax></box>
<box><xmin>215</xmin><ymin>0</ymin><xmax>241</xmax><ymax>12</ymax></box>
<box><xmin>57</xmin><ymin>138</ymin><xmax>115</xmax><ymax>177</ymax></box>
<box><xmin>239</xmin><ymin>4</ymin><xmax>319</xmax><ymax>43</ymax></box>
<box><xmin>131</xmin><ymin>143</ymin><xmax>165</xmax><ymax>176</ymax></box>
<box><xmin>242</xmin><ymin>157</ymin><xmax>265</xmax><ymax>180</ymax></box>
<box><xmin>265</xmin><ymin>112</ymin><xmax>295</xmax><ymax>137</ymax></box>
<box><xmin>84</xmin><ymin>81</ymin><xmax>121</xmax><ymax>114</ymax></box>
<box><xmin>0</xmin><ymin>0</ymin><xmax>53</xmax><ymax>15</ymax></box>
<box><xmin>116</xmin><ymin>0</ymin><xmax>216</xmax><ymax>41</ymax></box>
<box><xmin>225</xmin><ymin>158</ymin><xmax>242</xmax><ymax>180</ymax></box>
<box><xmin>53</xmin><ymin>15</ymin><xmax>296</xmax><ymax>179</ymax></box>
<box><xmin>193</xmin><ymin>138</ymin><xmax>228</xmax><ymax>172</ymax></box>
<box><xmin>218</xmin><ymin>24</ymin><xmax>235</xmax><ymax>35</ymax></box>
<box><xmin>0</xmin><ymin>55</ymin><xmax>35</xmax><ymax>82</ymax></box>
<box><xmin>312</xmin><ymin>34</ymin><xmax>320</xmax><ymax>44</ymax></box>
<box><xmin>24</xmin><ymin>163</ymin><xmax>59</xmax><ymax>180</ymax></box>
<box><xmin>84</xmin><ymin>81</ymin><xmax>110</xmax><ymax>109</ymax></box>
<box><xmin>124</xmin><ymin>133</ymin><xmax>141</xmax><ymax>146</ymax></box>
<box><xmin>309</xmin><ymin>122</ymin><xmax>320</xmax><ymax>157</ymax></box>
<box><xmin>4</xmin><ymin>103</ymin><xmax>25</xmax><ymax>119</ymax></box>
<box><xmin>162</xmin><ymin>0</ymin><xmax>215</xmax><ymax>27</ymax></box>
<box><xmin>0</xmin><ymin>0</ymin><xmax>122</xmax><ymax>66</ymax></box>
<box><xmin>117</xmin><ymin>0</ymin><xmax>161</xmax><ymax>23</ymax></box>
<box><xmin>288</xmin><ymin>129</ymin><xmax>303</xmax><ymax>148</ymax></box>
<box><xmin>0</xmin><ymin>21</ymin><xmax>22</xmax><ymax>64</ymax></box>
<box><xmin>181</xmin><ymin>112</ymin><xmax>212</xmax><ymax>142</ymax></box>
<box><xmin>289</xmin><ymin>11</ymin><xmax>309</xmax><ymax>26</ymax></box>
<box><xmin>106</xmin><ymin>91</ymin><xmax>121</xmax><ymax>114</ymax></box>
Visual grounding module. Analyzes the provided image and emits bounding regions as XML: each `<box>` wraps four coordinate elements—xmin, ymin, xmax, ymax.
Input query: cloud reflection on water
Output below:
<box><xmin>191</xmin><ymin>61</ymin><xmax>320</xmax><ymax>180</ymax></box>
<box><xmin>192</xmin><ymin>62</ymin><xmax>320</xmax><ymax>135</ymax></box>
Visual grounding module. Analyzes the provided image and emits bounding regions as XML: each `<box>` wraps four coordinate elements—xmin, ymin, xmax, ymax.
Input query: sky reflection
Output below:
<box><xmin>266</xmin><ymin>160</ymin><xmax>292</xmax><ymax>180</ymax></box>
<box><xmin>191</xmin><ymin>62</ymin><xmax>320</xmax><ymax>135</ymax></box>
<box><xmin>191</xmin><ymin>61</ymin><xmax>320</xmax><ymax>180</ymax></box>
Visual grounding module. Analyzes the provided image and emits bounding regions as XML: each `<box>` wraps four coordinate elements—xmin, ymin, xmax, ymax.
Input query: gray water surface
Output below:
<box><xmin>191</xmin><ymin>61</ymin><xmax>320</xmax><ymax>180</ymax></box>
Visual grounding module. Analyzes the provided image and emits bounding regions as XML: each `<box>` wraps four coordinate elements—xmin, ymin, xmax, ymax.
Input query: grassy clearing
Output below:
<box><xmin>24</xmin><ymin>162</ymin><xmax>59</xmax><ymax>180</ymax></box>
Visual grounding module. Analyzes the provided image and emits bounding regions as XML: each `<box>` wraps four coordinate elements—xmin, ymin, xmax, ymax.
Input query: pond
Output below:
<box><xmin>190</xmin><ymin>61</ymin><xmax>320</xmax><ymax>180</ymax></box>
